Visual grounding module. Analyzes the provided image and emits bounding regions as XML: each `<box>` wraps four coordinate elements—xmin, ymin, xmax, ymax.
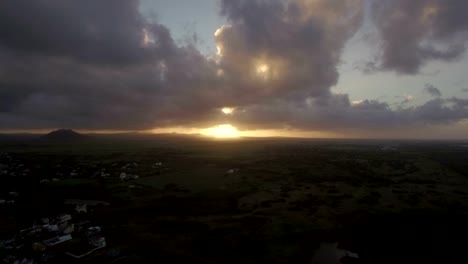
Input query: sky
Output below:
<box><xmin>1</xmin><ymin>0</ymin><xmax>468</xmax><ymax>139</ymax></box>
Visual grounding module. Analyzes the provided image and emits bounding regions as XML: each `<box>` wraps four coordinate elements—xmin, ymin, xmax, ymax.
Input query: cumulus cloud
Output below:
<box><xmin>0</xmin><ymin>0</ymin><xmax>159</xmax><ymax>65</ymax></box>
<box><xmin>370</xmin><ymin>0</ymin><xmax>468</xmax><ymax>74</ymax></box>
<box><xmin>0</xmin><ymin>0</ymin><xmax>365</xmax><ymax>130</ymax></box>
<box><xmin>0</xmin><ymin>0</ymin><xmax>467</xmax><ymax>135</ymax></box>
<box><xmin>0</xmin><ymin>0</ymin><xmax>223</xmax><ymax>130</ymax></box>
<box><xmin>215</xmin><ymin>0</ymin><xmax>363</xmax><ymax>101</ymax></box>
<box><xmin>424</xmin><ymin>84</ymin><xmax>442</xmax><ymax>97</ymax></box>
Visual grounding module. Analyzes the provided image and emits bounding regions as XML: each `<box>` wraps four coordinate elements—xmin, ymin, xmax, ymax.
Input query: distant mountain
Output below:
<box><xmin>42</xmin><ymin>129</ymin><xmax>84</xmax><ymax>141</ymax></box>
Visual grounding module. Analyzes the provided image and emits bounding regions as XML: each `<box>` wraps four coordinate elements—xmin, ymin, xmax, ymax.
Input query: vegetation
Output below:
<box><xmin>1</xmin><ymin>136</ymin><xmax>468</xmax><ymax>263</ymax></box>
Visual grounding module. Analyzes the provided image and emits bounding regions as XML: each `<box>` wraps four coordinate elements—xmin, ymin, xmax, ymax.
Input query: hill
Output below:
<box><xmin>41</xmin><ymin>129</ymin><xmax>84</xmax><ymax>141</ymax></box>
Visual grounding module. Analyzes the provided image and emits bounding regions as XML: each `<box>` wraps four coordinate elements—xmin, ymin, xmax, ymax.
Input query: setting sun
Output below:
<box><xmin>201</xmin><ymin>124</ymin><xmax>239</xmax><ymax>138</ymax></box>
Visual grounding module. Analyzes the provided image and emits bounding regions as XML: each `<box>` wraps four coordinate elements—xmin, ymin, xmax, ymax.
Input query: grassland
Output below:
<box><xmin>1</xmin><ymin>135</ymin><xmax>468</xmax><ymax>263</ymax></box>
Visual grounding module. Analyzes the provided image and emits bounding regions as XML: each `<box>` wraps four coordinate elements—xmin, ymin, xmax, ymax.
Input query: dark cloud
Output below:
<box><xmin>424</xmin><ymin>84</ymin><xmax>442</xmax><ymax>97</ymax></box>
<box><xmin>0</xmin><ymin>0</ymin><xmax>225</xmax><ymax>130</ymax></box>
<box><xmin>233</xmin><ymin>94</ymin><xmax>468</xmax><ymax>131</ymax></box>
<box><xmin>371</xmin><ymin>0</ymin><xmax>468</xmax><ymax>74</ymax></box>
<box><xmin>0</xmin><ymin>0</ymin><xmax>467</xmax><ymax>135</ymax></box>
<box><xmin>0</xmin><ymin>0</ymin><xmax>365</xmax><ymax>130</ymax></box>
<box><xmin>215</xmin><ymin>0</ymin><xmax>363</xmax><ymax>101</ymax></box>
<box><xmin>0</xmin><ymin>0</ymin><xmax>161</xmax><ymax>65</ymax></box>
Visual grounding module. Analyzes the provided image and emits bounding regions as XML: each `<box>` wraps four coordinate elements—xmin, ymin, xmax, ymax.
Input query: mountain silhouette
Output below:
<box><xmin>42</xmin><ymin>129</ymin><xmax>84</xmax><ymax>141</ymax></box>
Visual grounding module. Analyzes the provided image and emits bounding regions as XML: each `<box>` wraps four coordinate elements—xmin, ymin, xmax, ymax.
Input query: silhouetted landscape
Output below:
<box><xmin>41</xmin><ymin>129</ymin><xmax>85</xmax><ymax>141</ymax></box>
<box><xmin>1</xmin><ymin>133</ymin><xmax>468</xmax><ymax>263</ymax></box>
<box><xmin>2</xmin><ymin>0</ymin><xmax>468</xmax><ymax>263</ymax></box>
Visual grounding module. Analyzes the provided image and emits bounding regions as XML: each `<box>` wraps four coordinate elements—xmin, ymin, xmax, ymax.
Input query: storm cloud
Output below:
<box><xmin>0</xmin><ymin>0</ymin><xmax>467</xmax><ymax>134</ymax></box>
<box><xmin>371</xmin><ymin>0</ymin><xmax>468</xmax><ymax>74</ymax></box>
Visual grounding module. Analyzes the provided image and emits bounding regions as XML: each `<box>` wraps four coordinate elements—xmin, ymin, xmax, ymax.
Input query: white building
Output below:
<box><xmin>43</xmin><ymin>234</ymin><xmax>72</xmax><ymax>247</ymax></box>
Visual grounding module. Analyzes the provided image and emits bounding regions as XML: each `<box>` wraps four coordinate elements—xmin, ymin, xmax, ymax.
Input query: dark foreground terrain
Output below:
<box><xmin>1</xmin><ymin>134</ymin><xmax>468</xmax><ymax>263</ymax></box>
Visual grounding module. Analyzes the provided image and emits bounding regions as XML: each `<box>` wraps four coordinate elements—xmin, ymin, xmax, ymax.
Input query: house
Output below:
<box><xmin>43</xmin><ymin>224</ymin><xmax>59</xmax><ymax>233</ymax></box>
<box><xmin>75</xmin><ymin>204</ymin><xmax>87</xmax><ymax>213</ymax></box>
<box><xmin>127</xmin><ymin>174</ymin><xmax>139</xmax><ymax>180</ymax></box>
<box><xmin>86</xmin><ymin>226</ymin><xmax>101</xmax><ymax>238</ymax></box>
<box><xmin>57</xmin><ymin>214</ymin><xmax>72</xmax><ymax>223</ymax></box>
<box><xmin>100</xmin><ymin>170</ymin><xmax>110</xmax><ymax>178</ymax></box>
<box><xmin>85</xmin><ymin>226</ymin><xmax>106</xmax><ymax>249</ymax></box>
<box><xmin>61</xmin><ymin>224</ymin><xmax>75</xmax><ymax>235</ymax></box>
<box><xmin>4</xmin><ymin>256</ymin><xmax>35</xmax><ymax>264</ymax></box>
<box><xmin>89</xmin><ymin>236</ymin><xmax>106</xmax><ymax>248</ymax></box>
<box><xmin>74</xmin><ymin>220</ymin><xmax>90</xmax><ymax>232</ymax></box>
<box><xmin>43</xmin><ymin>234</ymin><xmax>72</xmax><ymax>247</ymax></box>
<box><xmin>32</xmin><ymin>242</ymin><xmax>46</xmax><ymax>252</ymax></box>
<box><xmin>19</xmin><ymin>226</ymin><xmax>42</xmax><ymax>238</ymax></box>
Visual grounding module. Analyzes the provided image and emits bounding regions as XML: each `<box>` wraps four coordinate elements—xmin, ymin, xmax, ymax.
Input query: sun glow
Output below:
<box><xmin>256</xmin><ymin>63</ymin><xmax>271</xmax><ymax>80</ymax></box>
<box><xmin>143</xmin><ymin>31</ymin><xmax>150</xmax><ymax>46</ymax></box>
<box><xmin>201</xmin><ymin>124</ymin><xmax>239</xmax><ymax>138</ymax></box>
<box><xmin>257</xmin><ymin>64</ymin><xmax>269</xmax><ymax>74</ymax></box>
<box><xmin>216</xmin><ymin>45</ymin><xmax>223</xmax><ymax>56</ymax></box>
<box><xmin>422</xmin><ymin>5</ymin><xmax>438</xmax><ymax>22</ymax></box>
<box><xmin>142</xmin><ymin>29</ymin><xmax>154</xmax><ymax>46</ymax></box>
<box><xmin>221</xmin><ymin>107</ymin><xmax>234</xmax><ymax>115</ymax></box>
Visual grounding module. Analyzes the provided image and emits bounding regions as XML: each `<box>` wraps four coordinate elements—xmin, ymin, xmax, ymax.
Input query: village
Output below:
<box><xmin>0</xmin><ymin>152</ymin><xmax>171</xmax><ymax>263</ymax></box>
<box><xmin>0</xmin><ymin>196</ymin><xmax>113</xmax><ymax>263</ymax></box>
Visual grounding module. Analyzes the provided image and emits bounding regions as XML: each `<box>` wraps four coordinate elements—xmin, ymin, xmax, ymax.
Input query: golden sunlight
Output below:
<box><xmin>142</xmin><ymin>29</ymin><xmax>153</xmax><ymax>46</ymax></box>
<box><xmin>216</xmin><ymin>45</ymin><xmax>223</xmax><ymax>56</ymax></box>
<box><xmin>256</xmin><ymin>63</ymin><xmax>270</xmax><ymax>80</ymax></box>
<box><xmin>201</xmin><ymin>124</ymin><xmax>239</xmax><ymax>138</ymax></box>
<box><xmin>257</xmin><ymin>64</ymin><xmax>269</xmax><ymax>74</ymax></box>
<box><xmin>221</xmin><ymin>107</ymin><xmax>234</xmax><ymax>115</ymax></box>
<box><xmin>422</xmin><ymin>5</ymin><xmax>438</xmax><ymax>22</ymax></box>
<box><xmin>143</xmin><ymin>31</ymin><xmax>149</xmax><ymax>46</ymax></box>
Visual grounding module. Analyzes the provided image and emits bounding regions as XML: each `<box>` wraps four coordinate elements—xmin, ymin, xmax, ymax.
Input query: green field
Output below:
<box><xmin>1</xmin><ymin>136</ymin><xmax>468</xmax><ymax>263</ymax></box>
